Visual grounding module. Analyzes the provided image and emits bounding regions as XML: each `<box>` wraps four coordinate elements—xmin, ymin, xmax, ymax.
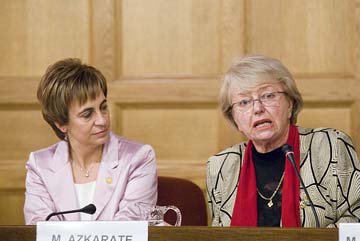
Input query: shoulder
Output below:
<box><xmin>298</xmin><ymin>126</ymin><xmax>344</xmax><ymax>136</ymax></box>
<box><xmin>27</xmin><ymin>142</ymin><xmax>63</xmax><ymax>169</ymax></box>
<box><xmin>110</xmin><ymin>132</ymin><xmax>155</xmax><ymax>155</ymax></box>
<box><xmin>298</xmin><ymin>126</ymin><xmax>353</xmax><ymax>143</ymax></box>
<box><xmin>209</xmin><ymin>142</ymin><xmax>246</xmax><ymax>160</ymax></box>
<box><xmin>108</xmin><ymin>132</ymin><xmax>156</xmax><ymax>168</ymax></box>
<box><xmin>207</xmin><ymin>141</ymin><xmax>247</xmax><ymax>174</ymax></box>
<box><xmin>31</xmin><ymin>142</ymin><xmax>59</xmax><ymax>156</ymax></box>
<box><xmin>297</xmin><ymin>126</ymin><xmax>356</xmax><ymax>154</ymax></box>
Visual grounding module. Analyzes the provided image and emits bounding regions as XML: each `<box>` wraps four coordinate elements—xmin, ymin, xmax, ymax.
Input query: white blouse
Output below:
<box><xmin>74</xmin><ymin>181</ymin><xmax>96</xmax><ymax>221</ymax></box>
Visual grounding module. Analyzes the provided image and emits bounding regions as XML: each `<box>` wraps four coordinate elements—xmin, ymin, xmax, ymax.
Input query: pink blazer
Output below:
<box><xmin>24</xmin><ymin>132</ymin><xmax>158</xmax><ymax>224</ymax></box>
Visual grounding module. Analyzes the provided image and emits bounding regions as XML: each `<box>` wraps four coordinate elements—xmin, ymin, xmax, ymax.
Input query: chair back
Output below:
<box><xmin>157</xmin><ymin>176</ymin><xmax>208</xmax><ymax>226</ymax></box>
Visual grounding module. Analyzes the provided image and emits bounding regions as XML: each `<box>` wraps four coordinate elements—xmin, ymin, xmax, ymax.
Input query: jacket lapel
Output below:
<box><xmin>46</xmin><ymin>141</ymin><xmax>80</xmax><ymax>220</ymax></box>
<box><xmin>92</xmin><ymin>133</ymin><xmax>120</xmax><ymax>220</ymax></box>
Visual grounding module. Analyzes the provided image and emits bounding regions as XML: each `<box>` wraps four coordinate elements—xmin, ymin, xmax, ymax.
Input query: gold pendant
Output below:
<box><xmin>267</xmin><ymin>200</ymin><xmax>273</xmax><ymax>207</ymax></box>
<box><xmin>85</xmin><ymin>170</ymin><xmax>90</xmax><ymax>177</ymax></box>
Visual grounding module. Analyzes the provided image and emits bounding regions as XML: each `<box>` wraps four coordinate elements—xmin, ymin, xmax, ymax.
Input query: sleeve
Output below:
<box><xmin>330</xmin><ymin>130</ymin><xmax>360</xmax><ymax>227</ymax></box>
<box><xmin>113</xmin><ymin>144</ymin><xmax>158</xmax><ymax>221</ymax></box>
<box><xmin>206</xmin><ymin>156</ymin><xmax>222</xmax><ymax>226</ymax></box>
<box><xmin>23</xmin><ymin>153</ymin><xmax>58</xmax><ymax>224</ymax></box>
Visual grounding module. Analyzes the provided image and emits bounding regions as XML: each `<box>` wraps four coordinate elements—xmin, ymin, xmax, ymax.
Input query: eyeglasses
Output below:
<box><xmin>231</xmin><ymin>91</ymin><xmax>286</xmax><ymax>113</ymax></box>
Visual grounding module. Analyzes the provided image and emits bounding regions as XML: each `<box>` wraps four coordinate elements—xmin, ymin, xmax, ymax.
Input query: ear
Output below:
<box><xmin>287</xmin><ymin>101</ymin><xmax>293</xmax><ymax>119</ymax></box>
<box><xmin>55</xmin><ymin>122</ymin><xmax>67</xmax><ymax>133</ymax></box>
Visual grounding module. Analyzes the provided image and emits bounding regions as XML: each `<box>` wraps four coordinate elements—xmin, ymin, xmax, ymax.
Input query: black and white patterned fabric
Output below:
<box><xmin>206</xmin><ymin>126</ymin><xmax>360</xmax><ymax>227</ymax></box>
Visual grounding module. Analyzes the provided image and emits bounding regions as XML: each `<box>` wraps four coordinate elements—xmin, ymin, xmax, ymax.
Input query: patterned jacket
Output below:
<box><xmin>206</xmin><ymin>127</ymin><xmax>360</xmax><ymax>227</ymax></box>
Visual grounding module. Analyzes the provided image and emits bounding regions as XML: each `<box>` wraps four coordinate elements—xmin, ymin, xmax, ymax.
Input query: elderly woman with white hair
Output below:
<box><xmin>206</xmin><ymin>55</ymin><xmax>360</xmax><ymax>227</ymax></box>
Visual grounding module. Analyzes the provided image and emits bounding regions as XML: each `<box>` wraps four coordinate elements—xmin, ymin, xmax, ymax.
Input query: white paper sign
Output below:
<box><xmin>36</xmin><ymin>221</ymin><xmax>148</xmax><ymax>241</ymax></box>
<box><xmin>339</xmin><ymin>223</ymin><xmax>360</xmax><ymax>241</ymax></box>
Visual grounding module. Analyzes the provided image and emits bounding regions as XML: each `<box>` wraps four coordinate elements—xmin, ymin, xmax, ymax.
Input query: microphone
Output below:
<box><xmin>281</xmin><ymin>144</ymin><xmax>320</xmax><ymax>228</ymax></box>
<box><xmin>45</xmin><ymin>204</ymin><xmax>96</xmax><ymax>221</ymax></box>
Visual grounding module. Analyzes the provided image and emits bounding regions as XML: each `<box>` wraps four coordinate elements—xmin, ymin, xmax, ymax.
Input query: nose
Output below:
<box><xmin>94</xmin><ymin>111</ymin><xmax>107</xmax><ymax>125</ymax></box>
<box><xmin>252</xmin><ymin>98</ymin><xmax>265</xmax><ymax>114</ymax></box>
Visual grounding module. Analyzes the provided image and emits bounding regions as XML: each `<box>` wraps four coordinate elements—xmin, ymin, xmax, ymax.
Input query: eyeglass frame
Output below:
<box><xmin>230</xmin><ymin>91</ymin><xmax>287</xmax><ymax>113</ymax></box>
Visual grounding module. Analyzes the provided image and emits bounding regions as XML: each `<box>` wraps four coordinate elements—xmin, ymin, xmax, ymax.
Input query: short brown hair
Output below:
<box><xmin>37</xmin><ymin>58</ymin><xmax>108</xmax><ymax>140</ymax></box>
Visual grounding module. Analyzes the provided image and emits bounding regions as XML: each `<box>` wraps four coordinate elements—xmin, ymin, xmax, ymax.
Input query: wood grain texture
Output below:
<box><xmin>355</xmin><ymin>0</ymin><xmax>360</xmax><ymax>78</ymax></box>
<box><xmin>351</xmin><ymin>101</ymin><xmax>360</xmax><ymax>151</ymax></box>
<box><xmin>149</xmin><ymin>227</ymin><xmax>338</xmax><ymax>241</ymax></box>
<box><xmin>120</xmin><ymin>0</ymin><xmax>221</xmax><ymax>76</ymax></box>
<box><xmin>0</xmin><ymin>1</ymin><xmax>90</xmax><ymax>76</ymax></box>
<box><xmin>246</xmin><ymin>0</ymin><xmax>354</xmax><ymax>75</ymax></box>
<box><xmin>0</xmin><ymin>191</ymin><xmax>25</xmax><ymax>224</ymax></box>
<box><xmin>91</xmin><ymin>0</ymin><xmax>118</xmax><ymax>81</ymax></box>
<box><xmin>0</xmin><ymin>226</ymin><xmax>338</xmax><ymax>241</ymax></box>
<box><xmin>220</xmin><ymin>0</ymin><xmax>246</xmax><ymax>71</ymax></box>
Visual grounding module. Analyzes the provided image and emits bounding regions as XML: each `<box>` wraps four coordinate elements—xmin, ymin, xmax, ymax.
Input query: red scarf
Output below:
<box><xmin>230</xmin><ymin>124</ymin><xmax>300</xmax><ymax>227</ymax></box>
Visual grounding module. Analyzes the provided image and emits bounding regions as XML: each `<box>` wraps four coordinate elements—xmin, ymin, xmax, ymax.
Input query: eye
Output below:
<box><xmin>238</xmin><ymin>98</ymin><xmax>252</xmax><ymax>107</ymax></box>
<box><xmin>261</xmin><ymin>92</ymin><xmax>276</xmax><ymax>100</ymax></box>
<box><xmin>100</xmin><ymin>103</ymin><xmax>108</xmax><ymax>112</ymax></box>
<box><xmin>81</xmin><ymin>110</ymin><xmax>92</xmax><ymax>119</ymax></box>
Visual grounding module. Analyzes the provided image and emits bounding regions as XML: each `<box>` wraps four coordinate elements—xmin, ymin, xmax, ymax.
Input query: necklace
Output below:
<box><xmin>73</xmin><ymin>161</ymin><xmax>95</xmax><ymax>178</ymax></box>
<box><xmin>79</xmin><ymin>166</ymin><xmax>92</xmax><ymax>178</ymax></box>
<box><xmin>256</xmin><ymin>172</ymin><xmax>285</xmax><ymax>208</ymax></box>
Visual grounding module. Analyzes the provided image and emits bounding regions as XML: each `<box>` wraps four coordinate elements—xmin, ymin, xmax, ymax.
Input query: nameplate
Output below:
<box><xmin>36</xmin><ymin>221</ymin><xmax>148</xmax><ymax>241</ymax></box>
<box><xmin>339</xmin><ymin>223</ymin><xmax>360</xmax><ymax>241</ymax></box>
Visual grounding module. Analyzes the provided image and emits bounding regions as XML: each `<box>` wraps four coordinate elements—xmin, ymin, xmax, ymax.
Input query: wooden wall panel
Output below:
<box><xmin>121</xmin><ymin>0</ymin><xmax>221</xmax><ymax>76</ymax></box>
<box><xmin>117</xmin><ymin>104</ymin><xmax>218</xmax><ymax>161</ymax></box>
<box><xmin>91</xmin><ymin>0</ymin><xmax>117</xmax><ymax>81</ymax></box>
<box><xmin>0</xmin><ymin>105</ymin><xmax>57</xmax><ymax>160</ymax></box>
<box><xmin>217</xmin><ymin>114</ymin><xmax>247</xmax><ymax>151</ymax></box>
<box><xmin>0</xmin><ymin>190</ymin><xmax>25</xmax><ymax>224</ymax></box>
<box><xmin>351</xmin><ymin>101</ymin><xmax>360</xmax><ymax>150</ymax></box>
<box><xmin>247</xmin><ymin>0</ymin><xmax>354</xmax><ymax>75</ymax></box>
<box><xmin>0</xmin><ymin>0</ymin><xmax>90</xmax><ymax>76</ymax></box>
<box><xmin>298</xmin><ymin>105</ymin><xmax>351</xmax><ymax>134</ymax></box>
<box><xmin>0</xmin><ymin>160</ymin><xmax>26</xmax><ymax>189</ymax></box>
<box><xmin>219</xmin><ymin>0</ymin><xmax>246</xmax><ymax>72</ymax></box>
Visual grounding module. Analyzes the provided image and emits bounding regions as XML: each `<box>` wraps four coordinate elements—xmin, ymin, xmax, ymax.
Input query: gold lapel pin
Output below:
<box><xmin>106</xmin><ymin>177</ymin><xmax>112</xmax><ymax>184</ymax></box>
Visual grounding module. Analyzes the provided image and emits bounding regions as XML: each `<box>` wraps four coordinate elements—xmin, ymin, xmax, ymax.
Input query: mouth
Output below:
<box><xmin>253</xmin><ymin>120</ymin><xmax>272</xmax><ymax>128</ymax></box>
<box><xmin>94</xmin><ymin>129</ymin><xmax>108</xmax><ymax>135</ymax></box>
